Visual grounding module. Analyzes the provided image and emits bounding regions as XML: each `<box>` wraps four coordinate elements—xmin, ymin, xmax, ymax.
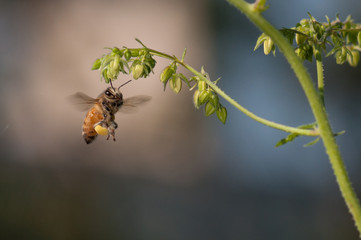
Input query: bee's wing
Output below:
<box><xmin>67</xmin><ymin>92</ymin><xmax>97</xmax><ymax>112</ymax></box>
<box><xmin>119</xmin><ymin>95</ymin><xmax>152</xmax><ymax>113</ymax></box>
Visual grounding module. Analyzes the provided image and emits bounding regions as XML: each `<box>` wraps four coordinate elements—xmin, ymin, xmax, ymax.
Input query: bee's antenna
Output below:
<box><xmin>109</xmin><ymin>80</ymin><xmax>115</xmax><ymax>90</ymax></box>
<box><xmin>118</xmin><ymin>80</ymin><xmax>132</xmax><ymax>90</ymax></box>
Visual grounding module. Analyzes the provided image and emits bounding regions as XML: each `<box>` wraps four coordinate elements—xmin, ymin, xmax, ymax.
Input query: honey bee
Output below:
<box><xmin>69</xmin><ymin>80</ymin><xmax>151</xmax><ymax>144</ymax></box>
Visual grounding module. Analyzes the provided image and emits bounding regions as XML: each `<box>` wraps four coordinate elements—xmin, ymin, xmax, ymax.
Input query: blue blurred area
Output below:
<box><xmin>0</xmin><ymin>0</ymin><xmax>361</xmax><ymax>239</ymax></box>
<box><xmin>209</xmin><ymin>0</ymin><xmax>361</xmax><ymax>190</ymax></box>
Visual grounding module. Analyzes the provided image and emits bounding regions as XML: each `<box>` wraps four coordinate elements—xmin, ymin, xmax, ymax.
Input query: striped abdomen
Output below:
<box><xmin>82</xmin><ymin>103</ymin><xmax>104</xmax><ymax>144</ymax></box>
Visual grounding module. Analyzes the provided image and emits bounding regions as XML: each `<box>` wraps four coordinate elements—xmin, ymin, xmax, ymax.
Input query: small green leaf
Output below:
<box><xmin>303</xmin><ymin>137</ymin><xmax>320</xmax><ymax>147</ymax></box>
<box><xmin>181</xmin><ymin>48</ymin><xmax>187</xmax><ymax>62</ymax></box>
<box><xmin>334</xmin><ymin>130</ymin><xmax>345</xmax><ymax>137</ymax></box>
<box><xmin>326</xmin><ymin>46</ymin><xmax>341</xmax><ymax>57</ymax></box>
<box><xmin>254</xmin><ymin>33</ymin><xmax>269</xmax><ymax>51</ymax></box>
<box><xmin>280</xmin><ymin>28</ymin><xmax>296</xmax><ymax>44</ymax></box>
<box><xmin>91</xmin><ymin>59</ymin><xmax>101</xmax><ymax>70</ymax></box>
<box><xmin>275</xmin><ymin>133</ymin><xmax>299</xmax><ymax>147</ymax></box>
<box><xmin>178</xmin><ymin>73</ymin><xmax>191</xmax><ymax>88</ymax></box>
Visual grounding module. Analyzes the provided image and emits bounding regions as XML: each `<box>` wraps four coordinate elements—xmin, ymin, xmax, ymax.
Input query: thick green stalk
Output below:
<box><xmin>227</xmin><ymin>0</ymin><xmax>361</xmax><ymax>236</ymax></box>
<box><xmin>316</xmin><ymin>58</ymin><xmax>325</xmax><ymax>105</ymax></box>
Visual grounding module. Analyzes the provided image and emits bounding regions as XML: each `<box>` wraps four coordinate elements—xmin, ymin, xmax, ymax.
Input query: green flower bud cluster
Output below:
<box><xmin>130</xmin><ymin>50</ymin><xmax>156</xmax><ymax>80</ymax></box>
<box><xmin>160</xmin><ymin>62</ymin><xmax>187</xmax><ymax>94</ymax></box>
<box><xmin>160</xmin><ymin>64</ymin><xmax>227</xmax><ymax>124</ymax></box>
<box><xmin>93</xmin><ymin>39</ymin><xmax>228</xmax><ymax>125</ymax></box>
<box><xmin>92</xmin><ymin>47</ymin><xmax>130</xmax><ymax>83</ymax></box>
<box><xmin>91</xmin><ymin>45</ymin><xmax>156</xmax><ymax>83</ymax></box>
<box><xmin>255</xmin><ymin>13</ymin><xmax>361</xmax><ymax>67</ymax></box>
<box><xmin>193</xmin><ymin>69</ymin><xmax>227</xmax><ymax>124</ymax></box>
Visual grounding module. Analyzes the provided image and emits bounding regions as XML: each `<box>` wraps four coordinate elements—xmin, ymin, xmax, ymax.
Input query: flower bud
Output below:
<box><xmin>108</xmin><ymin>55</ymin><xmax>121</xmax><ymax>79</ymax></box>
<box><xmin>331</xmin><ymin>35</ymin><xmax>342</xmax><ymax>46</ymax></box>
<box><xmin>198</xmin><ymin>90</ymin><xmax>209</xmax><ymax>105</ymax></box>
<box><xmin>170</xmin><ymin>75</ymin><xmax>182</xmax><ymax>94</ymax></box>
<box><xmin>124</xmin><ymin>49</ymin><xmax>131</xmax><ymax>61</ymax></box>
<box><xmin>347</xmin><ymin>50</ymin><xmax>360</xmax><ymax>67</ymax></box>
<box><xmin>210</xmin><ymin>92</ymin><xmax>219</xmax><ymax>107</ymax></box>
<box><xmin>205</xmin><ymin>101</ymin><xmax>216</xmax><ymax>116</ymax></box>
<box><xmin>198</xmin><ymin>80</ymin><xmax>207</xmax><ymax>92</ymax></box>
<box><xmin>216</xmin><ymin>105</ymin><xmax>227</xmax><ymax>124</ymax></box>
<box><xmin>358</xmin><ymin>32</ymin><xmax>361</xmax><ymax>47</ymax></box>
<box><xmin>299</xmin><ymin>19</ymin><xmax>308</xmax><ymax>26</ymax></box>
<box><xmin>130</xmin><ymin>50</ymin><xmax>140</xmax><ymax>57</ymax></box>
<box><xmin>193</xmin><ymin>90</ymin><xmax>200</xmax><ymax>109</ymax></box>
<box><xmin>112</xmin><ymin>47</ymin><xmax>122</xmax><ymax>56</ymax></box>
<box><xmin>295</xmin><ymin>33</ymin><xmax>307</xmax><ymax>45</ymax></box>
<box><xmin>335</xmin><ymin>47</ymin><xmax>347</xmax><ymax>65</ymax></box>
<box><xmin>263</xmin><ymin>37</ymin><xmax>274</xmax><ymax>55</ymax></box>
<box><xmin>160</xmin><ymin>65</ymin><xmax>174</xmax><ymax>83</ymax></box>
<box><xmin>95</xmin><ymin>125</ymin><xmax>108</xmax><ymax>136</ymax></box>
<box><xmin>132</xmin><ymin>64</ymin><xmax>144</xmax><ymax>80</ymax></box>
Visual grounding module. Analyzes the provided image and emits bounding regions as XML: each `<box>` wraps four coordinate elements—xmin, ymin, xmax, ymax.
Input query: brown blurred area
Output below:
<box><xmin>0</xmin><ymin>0</ymin><xmax>222</xmax><ymax>239</ymax></box>
<box><xmin>2</xmin><ymin>0</ymin><xmax>218</xmax><ymax>182</ymax></box>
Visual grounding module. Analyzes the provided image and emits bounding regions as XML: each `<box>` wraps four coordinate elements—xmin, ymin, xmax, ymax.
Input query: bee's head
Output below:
<box><xmin>102</xmin><ymin>80</ymin><xmax>132</xmax><ymax>102</ymax></box>
<box><xmin>104</xmin><ymin>87</ymin><xmax>122</xmax><ymax>100</ymax></box>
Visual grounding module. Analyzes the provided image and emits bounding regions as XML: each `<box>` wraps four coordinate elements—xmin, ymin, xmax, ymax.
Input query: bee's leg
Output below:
<box><xmin>108</xmin><ymin>121</ymin><xmax>118</xmax><ymax>141</ymax></box>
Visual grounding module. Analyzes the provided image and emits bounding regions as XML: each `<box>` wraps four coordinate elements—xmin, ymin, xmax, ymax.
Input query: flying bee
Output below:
<box><xmin>69</xmin><ymin>80</ymin><xmax>151</xmax><ymax>144</ymax></box>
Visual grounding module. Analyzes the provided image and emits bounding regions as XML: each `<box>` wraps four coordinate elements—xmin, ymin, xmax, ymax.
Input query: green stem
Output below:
<box><xmin>182</xmin><ymin>63</ymin><xmax>318</xmax><ymax>136</ymax></box>
<box><xmin>227</xmin><ymin>0</ymin><xmax>361</xmax><ymax>236</ymax></box>
<box><xmin>316</xmin><ymin>58</ymin><xmax>325</xmax><ymax>105</ymax></box>
<box><xmin>145</xmin><ymin>48</ymin><xmax>318</xmax><ymax>136</ymax></box>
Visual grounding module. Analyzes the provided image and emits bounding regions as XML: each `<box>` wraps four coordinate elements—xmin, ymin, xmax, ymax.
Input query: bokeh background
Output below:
<box><xmin>1</xmin><ymin>0</ymin><xmax>361</xmax><ymax>239</ymax></box>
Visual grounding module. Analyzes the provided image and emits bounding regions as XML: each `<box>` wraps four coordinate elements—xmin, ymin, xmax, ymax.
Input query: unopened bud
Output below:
<box><xmin>193</xmin><ymin>90</ymin><xmax>200</xmax><ymax>109</ymax></box>
<box><xmin>132</xmin><ymin>64</ymin><xmax>144</xmax><ymax>80</ymax></box>
<box><xmin>264</xmin><ymin>37</ymin><xmax>274</xmax><ymax>55</ymax></box>
<box><xmin>296</xmin><ymin>33</ymin><xmax>307</xmax><ymax>45</ymax></box>
<box><xmin>198</xmin><ymin>90</ymin><xmax>209</xmax><ymax>105</ymax></box>
<box><xmin>205</xmin><ymin>101</ymin><xmax>216</xmax><ymax>116</ymax></box>
<box><xmin>336</xmin><ymin>47</ymin><xmax>347</xmax><ymax>64</ymax></box>
<box><xmin>347</xmin><ymin>50</ymin><xmax>360</xmax><ymax>67</ymax></box>
<box><xmin>198</xmin><ymin>80</ymin><xmax>207</xmax><ymax>92</ymax></box>
<box><xmin>216</xmin><ymin>105</ymin><xmax>227</xmax><ymax>124</ymax></box>
<box><xmin>160</xmin><ymin>65</ymin><xmax>174</xmax><ymax>83</ymax></box>
<box><xmin>170</xmin><ymin>75</ymin><xmax>182</xmax><ymax>94</ymax></box>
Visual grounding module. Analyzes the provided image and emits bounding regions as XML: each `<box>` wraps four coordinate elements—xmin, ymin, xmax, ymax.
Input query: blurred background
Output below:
<box><xmin>1</xmin><ymin>0</ymin><xmax>361</xmax><ymax>239</ymax></box>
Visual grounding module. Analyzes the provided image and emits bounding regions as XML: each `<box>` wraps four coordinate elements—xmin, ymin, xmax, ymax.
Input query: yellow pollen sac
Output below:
<box><xmin>95</xmin><ymin>125</ymin><xmax>108</xmax><ymax>136</ymax></box>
